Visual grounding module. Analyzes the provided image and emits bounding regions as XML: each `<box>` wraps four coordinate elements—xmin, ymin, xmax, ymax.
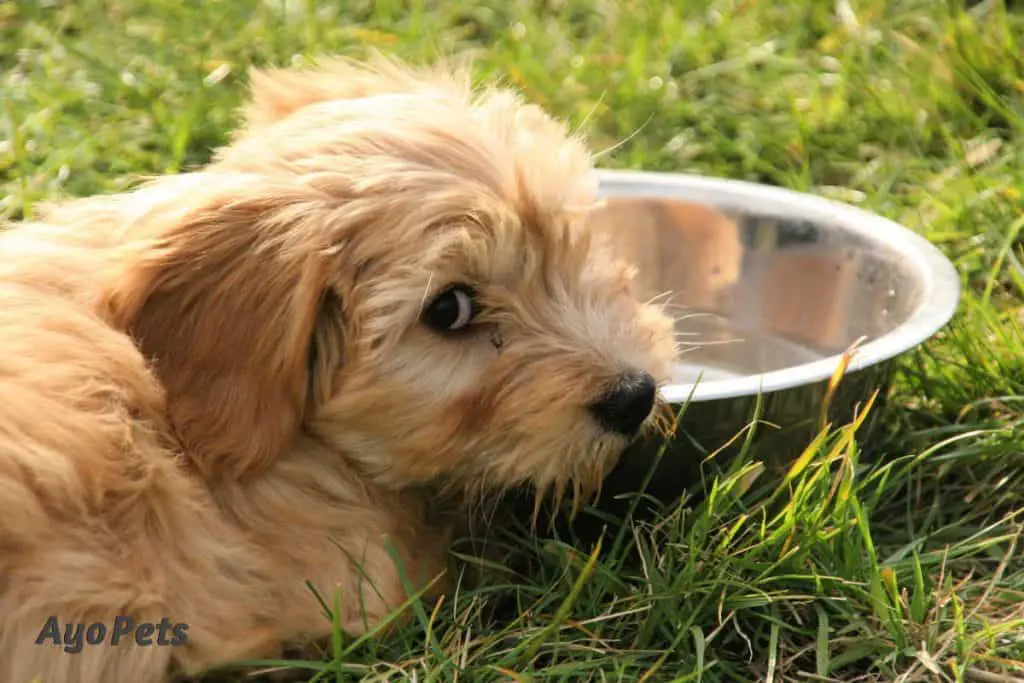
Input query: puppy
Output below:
<box><xmin>0</xmin><ymin>56</ymin><xmax>677</xmax><ymax>683</ymax></box>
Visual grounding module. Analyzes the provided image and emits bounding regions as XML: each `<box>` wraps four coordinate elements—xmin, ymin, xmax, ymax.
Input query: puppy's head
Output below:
<box><xmin>107</xmin><ymin>57</ymin><xmax>677</xmax><ymax>500</ymax></box>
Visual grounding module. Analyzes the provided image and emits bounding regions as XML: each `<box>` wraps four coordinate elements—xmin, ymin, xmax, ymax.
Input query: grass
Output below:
<box><xmin>3</xmin><ymin>0</ymin><xmax>1024</xmax><ymax>680</ymax></box>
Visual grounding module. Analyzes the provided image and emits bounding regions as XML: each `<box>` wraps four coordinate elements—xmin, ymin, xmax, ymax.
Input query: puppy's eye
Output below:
<box><xmin>423</xmin><ymin>285</ymin><xmax>478</xmax><ymax>333</ymax></box>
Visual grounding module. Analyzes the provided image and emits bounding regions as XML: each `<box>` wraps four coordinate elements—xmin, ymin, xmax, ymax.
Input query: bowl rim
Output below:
<box><xmin>595</xmin><ymin>169</ymin><xmax>962</xmax><ymax>404</ymax></box>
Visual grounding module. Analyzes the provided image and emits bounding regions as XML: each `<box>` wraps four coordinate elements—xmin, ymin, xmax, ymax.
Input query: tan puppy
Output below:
<box><xmin>0</xmin><ymin>57</ymin><xmax>677</xmax><ymax>682</ymax></box>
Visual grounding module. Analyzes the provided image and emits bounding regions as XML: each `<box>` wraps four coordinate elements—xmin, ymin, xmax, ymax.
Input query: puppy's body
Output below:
<box><xmin>0</xmin><ymin>174</ymin><xmax>447</xmax><ymax>682</ymax></box>
<box><xmin>0</xmin><ymin>57</ymin><xmax>675</xmax><ymax>682</ymax></box>
<box><xmin>0</xmin><ymin>191</ymin><xmax>444</xmax><ymax>682</ymax></box>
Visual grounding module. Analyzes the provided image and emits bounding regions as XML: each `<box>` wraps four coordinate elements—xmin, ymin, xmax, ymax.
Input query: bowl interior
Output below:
<box><xmin>589</xmin><ymin>172</ymin><xmax>958</xmax><ymax>401</ymax></box>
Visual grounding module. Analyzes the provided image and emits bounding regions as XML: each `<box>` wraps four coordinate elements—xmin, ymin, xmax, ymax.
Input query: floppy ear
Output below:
<box><xmin>240</xmin><ymin>53</ymin><xmax>472</xmax><ymax>133</ymax></box>
<box><xmin>106</xmin><ymin>176</ymin><xmax>340</xmax><ymax>482</ymax></box>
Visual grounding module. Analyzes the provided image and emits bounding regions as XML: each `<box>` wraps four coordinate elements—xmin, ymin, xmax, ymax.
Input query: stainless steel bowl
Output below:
<box><xmin>588</xmin><ymin>169</ymin><xmax>961</xmax><ymax>508</ymax></box>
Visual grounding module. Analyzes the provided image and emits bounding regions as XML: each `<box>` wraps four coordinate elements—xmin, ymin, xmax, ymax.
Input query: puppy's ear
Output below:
<box><xmin>107</xmin><ymin>176</ymin><xmax>340</xmax><ymax>481</ymax></box>
<box><xmin>241</xmin><ymin>53</ymin><xmax>472</xmax><ymax>132</ymax></box>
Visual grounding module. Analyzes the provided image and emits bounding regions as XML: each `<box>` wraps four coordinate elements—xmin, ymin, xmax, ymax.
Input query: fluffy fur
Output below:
<box><xmin>0</xmin><ymin>56</ymin><xmax>677</xmax><ymax>682</ymax></box>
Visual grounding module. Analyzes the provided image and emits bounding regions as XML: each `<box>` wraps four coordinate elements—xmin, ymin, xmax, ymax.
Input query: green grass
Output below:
<box><xmin>4</xmin><ymin>0</ymin><xmax>1024</xmax><ymax>680</ymax></box>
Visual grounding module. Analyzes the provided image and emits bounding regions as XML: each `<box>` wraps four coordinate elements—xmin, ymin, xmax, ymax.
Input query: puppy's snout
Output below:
<box><xmin>588</xmin><ymin>371</ymin><xmax>657</xmax><ymax>436</ymax></box>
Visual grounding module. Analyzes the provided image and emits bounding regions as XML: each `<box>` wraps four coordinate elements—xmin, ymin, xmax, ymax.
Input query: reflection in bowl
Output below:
<box><xmin>579</xmin><ymin>170</ymin><xmax>959</xmax><ymax>518</ymax></box>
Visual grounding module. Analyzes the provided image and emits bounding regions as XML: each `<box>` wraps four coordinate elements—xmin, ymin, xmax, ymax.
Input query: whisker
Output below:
<box><xmin>571</xmin><ymin>89</ymin><xmax>609</xmax><ymax>137</ymax></box>
<box><xmin>644</xmin><ymin>290</ymin><xmax>679</xmax><ymax>307</ymax></box>
<box><xmin>676</xmin><ymin>336</ymin><xmax>743</xmax><ymax>348</ymax></box>
<box><xmin>593</xmin><ymin>112</ymin><xmax>655</xmax><ymax>161</ymax></box>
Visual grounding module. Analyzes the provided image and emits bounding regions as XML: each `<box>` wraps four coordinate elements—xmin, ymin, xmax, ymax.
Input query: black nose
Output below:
<box><xmin>588</xmin><ymin>371</ymin><xmax>657</xmax><ymax>436</ymax></box>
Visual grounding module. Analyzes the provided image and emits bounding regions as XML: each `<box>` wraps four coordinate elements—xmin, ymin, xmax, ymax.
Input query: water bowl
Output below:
<box><xmin>588</xmin><ymin>169</ymin><xmax>961</xmax><ymax>508</ymax></box>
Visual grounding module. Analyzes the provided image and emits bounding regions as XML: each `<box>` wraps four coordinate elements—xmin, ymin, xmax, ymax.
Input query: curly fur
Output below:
<box><xmin>0</xmin><ymin>55</ymin><xmax>677</xmax><ymax>682</ymax></box>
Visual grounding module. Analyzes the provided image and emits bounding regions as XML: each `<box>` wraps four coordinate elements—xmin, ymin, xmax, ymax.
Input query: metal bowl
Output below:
<box><xmin>586</xmin><ymin>169</ymin><xmax>961</xmax><ymax>511</ymax></box>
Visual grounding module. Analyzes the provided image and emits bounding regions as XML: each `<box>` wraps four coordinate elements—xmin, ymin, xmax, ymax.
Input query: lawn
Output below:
<box><xmin>3</xmin><ymin>0</ymin><xmax>1024</xmax><ymax>681</ymax></box>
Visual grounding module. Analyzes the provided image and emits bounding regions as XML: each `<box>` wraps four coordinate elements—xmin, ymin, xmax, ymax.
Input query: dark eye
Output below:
<box><xmin>422</xmin><ymin>285</ymin><xmax>478</xmax><ymax>332</ymax></box>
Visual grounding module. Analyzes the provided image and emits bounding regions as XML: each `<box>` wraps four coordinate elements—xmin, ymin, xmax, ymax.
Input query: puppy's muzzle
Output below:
<box><xmin>588</xmin><ymin>371</ymin><xmax>657</xmax><ymax>436</ymax></box>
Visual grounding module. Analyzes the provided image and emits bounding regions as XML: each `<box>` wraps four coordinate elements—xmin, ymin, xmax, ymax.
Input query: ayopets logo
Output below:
<box><xmin>34</xmin><ymin>616</ymin><xmax>189</xmax><ymax>654</ymax></box>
